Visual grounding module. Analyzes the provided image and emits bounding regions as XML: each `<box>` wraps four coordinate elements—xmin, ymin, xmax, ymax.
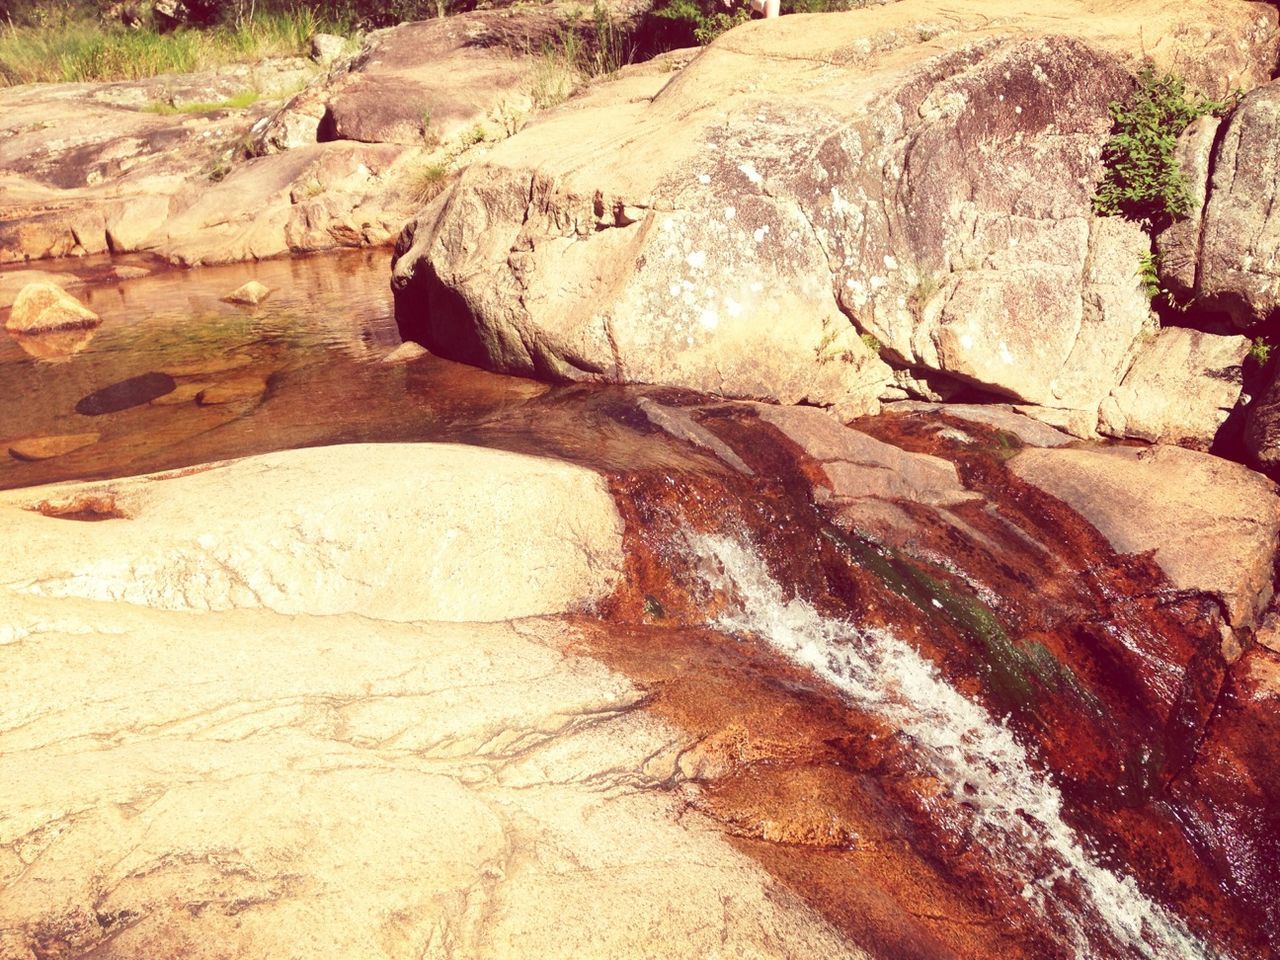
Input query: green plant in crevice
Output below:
<box><xmin>1136</xmin><ymin>250</ymin><xmax>1163</xmax><ymax>300</ymax></box>
<box><xmin>407</xmin><ymin>161</ymin><xmax>450</xmax><ymax>205</ymax></box>
<box><xmin>859</xmin><ymin>331</ymin><xmax>882</xmax><ymax>354</ymax></box>
<box><xmin>1093</xmin><ymin>64</ymin><xmax>1233</xmax><ymax>231</ymax></box>
<box><xmin>1250</xmin><ymin>337</ymin><xmax>1274</xmax><ymax>366</ymax></box>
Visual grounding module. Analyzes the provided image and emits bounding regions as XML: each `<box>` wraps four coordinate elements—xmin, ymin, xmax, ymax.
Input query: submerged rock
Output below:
<box><xmin>74</xmin><ymin>372</ymin><xmax>177</xmax><ymax>415</ymax></box>
<box><xmin>392</xmin><ymin>0</ymin><xmax>1277</xmax><ymax>416</ymax></box>
<box><xmin>380</xmin><ymin>340</ymin><xmax>428</xmax><ymax>363</ymax></box>
<box><xmin>223</xmin><ymin>279</ymin><xmax>271</xmax><ymax>305</ymax></box>
<box><xmin>5</xmin><ymin>281</ymin><xmax>100</xmax><ymax>334</ymax></box>
<box><xmin>195</xmin><ymin>375</ymin><xmax>268</xmax><ymax>405</ymax></box>
<box><xmin>8</xmin><ymin>432</ymin><xmax>99</xmax><ymax>462</ymax></box>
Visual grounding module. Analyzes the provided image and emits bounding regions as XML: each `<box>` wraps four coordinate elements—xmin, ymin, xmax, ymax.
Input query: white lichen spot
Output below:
<box><xmin>753</xmin><ymin>225</ymin><xmax>770</xmax><ymax>243</ymax></box>
<box><xmin>1014</xmin><ymin>105</ymin><xmax>1023</xmax><ymax>115</ymax></box>
<box><xmin>669</xmin><ymin>283</ymin><xmax>682</xmax><ymax>297</ymax></box>
<box><xmin>699</xmin><ymin>307</ymin><xmax>720</xmax><ymax>330</ymax></box>
<box><xmin>845</xmin><ymin>277</ymin><xmax>869</xmax><ymax>307</ymax></box>
<box><xmin>724</xmin><ymin>206</ymin><xmax>736</xmax><ymax>221</ymax></box>
<box><xmin>999</xmin><ymin>341</ymin><xmax>1014</xmax><ymax>364</ymax></box>
<box><xmin>686</xmin><ymin>250</ymin><xmax>707</xmax><ymax>269</ymax></box>
<box><xmin>662</xmin><ymin>218</ymin><xmax>676</xmax><ymax>233</ymax></box>
<box><xmin>749</xmin><ymin>281</ymin><xmax>764</xmax><ymax>293</ymax></box>
<box><xmin>724</xmin><ymin>295</ymin><xmax>743</xmax><ymax>317</ymax></box>
<box><xmin>959</xmin><ymin>333</ymin><xmax>975</xmax><ymax>350</ymax></box>
<box><xmin>698</xmin><ymin>173</ymin><xmax>712</xmax><ymax>185</ymax></box>
<box><xmin>883</xmin><ymin>255</ymin><xmax>898</xmax><ymax>270</ymax></box>
<box><xmin>869</xmin><ymin>275</ymin><xmax>887</xmax><ymax>291</ymax></box>
<box><xmin>831</xmin><ymin>187</ymin><xmax>850</xmax><ymax>216</ymax></box>
<box><xmin>738</xmin><ymin>161</ymin><xmax>764</xmax><ymax>186</ymax></box>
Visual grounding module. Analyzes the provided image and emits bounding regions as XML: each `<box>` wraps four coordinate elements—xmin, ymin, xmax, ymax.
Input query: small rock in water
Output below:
<box><xmin>223</xmin><ymin>280</ymin><xmax>271</xmax><ymax>306</ymax></box>
<box><xmin>9</xmin><ymin>432</ymin><xmax>100</xmax><ymax>461</ymax></box>
<box><xmin>76</xmin><ymin>372</ymin><xmax>177</xmax><ymax>415</ymax></box>
<box><xmin>113</xmin><ymin>265</ymin><xmax>150</xmax><ymax>281</ymax></box>
<box><xmin>197</xmin><ymin>376</ymin><xmax>268</xmax><ymax>405</ymax></box>
<box><xmin>6</xmin><ymin>282</ymin><xmax>100</xmax><ymax>334</ymax></box>
<box><xmin>381</xmin><ymin>341</ymin><xmax>428</xmax><ymax>363</ymax></box>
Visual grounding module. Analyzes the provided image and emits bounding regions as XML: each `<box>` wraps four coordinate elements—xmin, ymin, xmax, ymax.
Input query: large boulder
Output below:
<box><xmin>1010</xmin><ymin>444</ymin><xmax>1280</xmax><ymax>628</ymax></box>
<box><xmin>1156</xmin><ymin>79</ymin><xmax>1280</xmax><ymax>329</ymax></box>
<box><xmin>0</xmin><ymin>443</ymin><xmax>623</xmax><ymax>622</ymax></box>
<box><xmin>392</xmin><ymin>0</ymin><xmax>1278</xmax><ymax>415</ymax></box>
<box><xmin>1098</xmin><ymin>326</ymin><xmax>1251</xmax><ymax>445</ymax></box>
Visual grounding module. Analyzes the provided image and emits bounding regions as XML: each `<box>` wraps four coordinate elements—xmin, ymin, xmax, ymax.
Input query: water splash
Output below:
<box><xmin>685</xmin><ymin>530</ymin><xmax>1220</xmax><ymax>960</ymax></box>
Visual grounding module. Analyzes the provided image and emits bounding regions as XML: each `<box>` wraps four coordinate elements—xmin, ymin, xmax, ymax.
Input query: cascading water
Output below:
<box><xmin>684</xmin><ymin>530</ymin><xmax>1221</xmax><ymax>960</ymax></box>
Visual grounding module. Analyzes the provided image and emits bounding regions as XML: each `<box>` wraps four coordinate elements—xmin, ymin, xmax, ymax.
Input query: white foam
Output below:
<box><xmin>685</xmin><ymin>531</ymin><xmax>1221</xmax><ymax>960</ymax></box>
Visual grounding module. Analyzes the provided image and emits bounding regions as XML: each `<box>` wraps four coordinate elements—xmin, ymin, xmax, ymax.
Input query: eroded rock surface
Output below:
<box><xmin>1157</xmin><ymin>78</ymin><xmax>1280</xmax><ymax>328</ymax></box>
<box><xmin>1</xmin><ymin>443</ymin><xmax>623</xmax><ymax>621</ymax></box>
<box><xmin>392</xmin><ymin>0</ymin><xmax>1278</xmax><ymax>417</ymax></box>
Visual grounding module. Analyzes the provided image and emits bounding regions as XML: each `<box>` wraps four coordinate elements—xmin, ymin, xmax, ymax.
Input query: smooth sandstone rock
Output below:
<box><xmin>7</xmin><ymin>432</ymin><xmax>99</xmax><ymax>462</ymax></box>
<box><xmin>223</xmin><ymin>279</ymin><xmax>271</xmax><ymax>305</ymax></box>
<box><xmin>195</xmin><ymin>375</ymin><xmax>269</xmax><ymax>405</ymax></box>
<box><xmin>0</xmin><ymin>595</ymin><xmax>864</xmax><ymax>960</ymax></box>
<box><xmin>1098</xmin><ymin>326</ymin><xmax>1250</xmax><ymax>445</ymax></box>
<box><xmin>5</xmin><ymin>281</ymin><xmax>100</xmax><ymax>333</ymax></box>
<box><xmin>1011</xmin><ymin>445</ymin><xmax>1280</xmax><ymax>627</ymax></box>
<box><xmin>394</xmin><ymin>0</ymin><xmax>1273</xmax><ymax>416</ymax></box>
<box><xmin>381</xmin><ymin>340</ymin><xmax>429</xmax><ymax>363</ymax></box>
<box><xmin>0</xmin><ymin>443</ymin><xmax>625</xmax><ymax>622</ymax></box>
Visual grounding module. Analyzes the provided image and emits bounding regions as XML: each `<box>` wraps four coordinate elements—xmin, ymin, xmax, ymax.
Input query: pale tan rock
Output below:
<box><xmin>5</xmin><ymin>281</ymin><xmax>100</xmax><ymax>333</ymax></box>
<box><xmin>0</xmin><ymin>443</ymin><xmax>624</xmax><ymax>623</ymax></box>
<box><xmin>1099</xmin><ymin>327</ymin><xmax>1250</xmax><ymax>445</ymax></box>
<box><xmin>392</xmin><ymin>0</ymin><xmax>1277</xmax><ymax>413</ymax></box>
<box><xmin>162</xmin><ymin>354</ymin><xmax>255</xmax><ymax>377</ymax></box>
<box><xmin>223</xmin><ymin>279</ymin><xmax>271</xmax><ymax>305</ymax></box>
<box><xmin>1011</xmin><ymin>444</ymin><xmax>1280</xmax><ymax>627</ymax></box>
<box><xmin>7</xmin><ymin>432</ymin><xmax>99</xmax><ymax>462</ymax></box>
<box><xmin>0</xmin><ymin>593</ymin><xmax>864</xmax><ymax>960</ymax></box>
<box><xmin>381</xmin><ymin>340</ymin><xmax>429</xmax><ymax>363</ymax></box>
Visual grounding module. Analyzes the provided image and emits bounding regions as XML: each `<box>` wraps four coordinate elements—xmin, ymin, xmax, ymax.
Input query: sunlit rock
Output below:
<box><xmin>5</xmin><ymin>281</ymin><xmax>99</xmax><ymax>334</ymax></box>
<box><xmin>223</xmin><ymin>280</ymin><xmax>271</xmax><ymax>305</ymax></box>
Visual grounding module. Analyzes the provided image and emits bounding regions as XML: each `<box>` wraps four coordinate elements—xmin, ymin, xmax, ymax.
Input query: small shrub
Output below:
<box><xmin>1093</xmin><ymin>65</ymin><xmax>1233</xmax><ymax>230</ymax></box>
<box><xmin>1250</xmin><ymin>337</ymin><xmax>1273</xmax><ymax>366</ymax></box>
<box><xmin>407</xmin><ymin>161</ymin><xmax>450</xmax><ymax>205</ymax></box>
<box><xmin>859</xmin><ymin>331</ymin><xmax>882</xmax><ymax>354</ymax></box>
<box><xmin>1136</xmin><ymin>250</ymin><xmax>1163</xmax><ymax>300</ymax></box>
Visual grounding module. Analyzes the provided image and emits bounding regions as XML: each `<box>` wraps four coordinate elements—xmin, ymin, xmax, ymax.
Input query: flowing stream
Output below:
<box><xmin>685</xmin><ymin>530</ymin><xmax>1217</xmax><ymax>960</ymax></box>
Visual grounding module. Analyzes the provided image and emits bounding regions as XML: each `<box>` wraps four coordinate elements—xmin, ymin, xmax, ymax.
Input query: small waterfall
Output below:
<box><xmin>685</xmin><ymin>530</ymin><xmax>1220</xmax><ymax>960</ymax></box>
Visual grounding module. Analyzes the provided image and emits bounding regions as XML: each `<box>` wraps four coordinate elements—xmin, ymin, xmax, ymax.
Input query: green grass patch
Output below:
<box><xmin>145</xmin><ymin>88</ymin><xmax>262</xmax><ymax>113</ymax></box>
<box><xmin>0</xmin><ymin>10</ymin><xmax>338</xmax><ymax>86</ymax></box>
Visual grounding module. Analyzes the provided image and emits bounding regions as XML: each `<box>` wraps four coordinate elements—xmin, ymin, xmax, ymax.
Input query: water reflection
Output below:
<box><xmin>0</xmin><ymin>249</ymin><xmax>723</xmax><ymax>491</ymax></box>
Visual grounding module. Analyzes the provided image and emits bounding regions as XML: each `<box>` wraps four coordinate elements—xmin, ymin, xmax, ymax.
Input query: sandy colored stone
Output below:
<box><xmin>754</xmin><ymin>403</ymin><xmax>979</xmax><ymax>507</ymax></box>
<box><xmin>5</xmin><ymin>281</ymin><xmax>99</xmax><ymax>333</ymax></box>
<box><xmin>1098</xmin><ymin>327</ymin><xmax>1250</xmax><ymax>445</ymax></box>
<box><xmin>883</xmin><ymin>401</ymin><xmax>1075</xmax><ymax>448</ymax></box>
<box><xmin>223</xmin><ymin>279</ymin><xmax>271</xmax><ymax>305</ymax></box>
<box><xmin>0</xmin><ymin>443</ymin><xmax>624</xmax><ymax>623</ymax></box>
<box><xmin>381</xmin><ymin>340</ymin><xmax>429</xmax><ymax>363</ymax></box>
<box><xmin>196</xmin><ymin>375</ymin><xmax>269</xmax><ymax>405</ymax></box>
<box><xmin>392</xmin><ymin>0</ymin><xmax>1276</xmax><ymax>415</ymax></box>
<box><xmin>0</xmin><ymin>593</ymin><xmax>864</xmax><ymax>960</ymax></box>
<box><xmin>7</xmin><ymin>432</ymin><xmax>99</xmax><ymax>462</ymax></box>
<box><xmin>1011</xmin><ymin>444</ymin><xmax>1280</xmax><ymax>627</ymax></box>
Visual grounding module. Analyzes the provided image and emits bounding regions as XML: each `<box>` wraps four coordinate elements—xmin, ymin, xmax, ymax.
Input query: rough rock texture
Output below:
<box><xmin>0</xmin><ymin>443</ymin><xmax>624</xmax><ymax>622</ymax></box>
<box><xmin>258</xmin><ymin>2</ymin><xmax>651</xmax><ymax>155</ymax></box>
<box><xmin>4</xmin><ymin>281</ymin><xmax>99</xmax><ymax>333</ymax></box>
<box><xmin>1098</xmin><ymin>326</ymin><xmax>1250</xmax><ymax>445</ymax></box>
<box><xmin>1157</xmin><ymin>79</ymin><xmax>1280</xmax><ymax>328</ymax></box>
<box><xmin>1010</xmin><ymin>444</ymin><xmax>1280</xmax><ymax>627</ymax></box>
<box><xmin>1245</xmin><ymin>365</ymin><xmax>1280</xmax><ymax>474</ymax></box>
<box><xmin>0</xmin><ymin>591</ymin><xmax>862</xmax><ymax>960</ymax></box>
<box><xmin>392</xmin><ymin>0</ymin><xmax>1278</xmax><ymax>416</ymax></box>
<box><xmin>223</xmin><ymin>279</ymin><xmax>271</xmax><ymax>305</ymax></box>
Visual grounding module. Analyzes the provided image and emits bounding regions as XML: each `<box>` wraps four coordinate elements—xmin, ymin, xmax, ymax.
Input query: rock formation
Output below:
<box><xmin>391</xmin><ymin>0</ymin><xmax>1279</xmax><ymax>425</ymax></box>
